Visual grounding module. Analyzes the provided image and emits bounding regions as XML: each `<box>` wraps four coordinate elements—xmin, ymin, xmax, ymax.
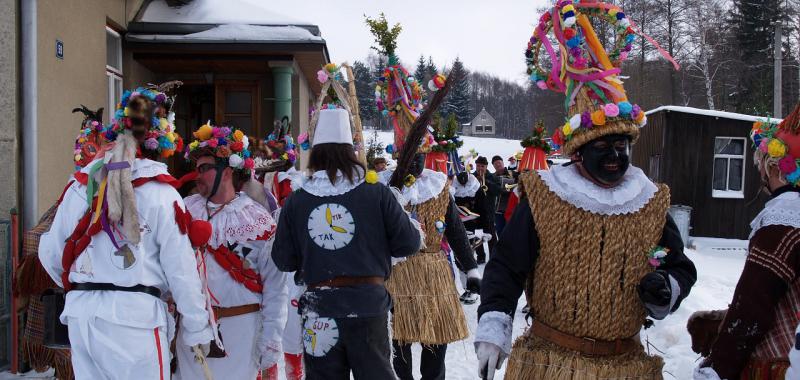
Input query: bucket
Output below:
<box><xmin>668</xmin><ymin>205</ymin><xmax>692</xmax><ymax>246</ymax></box>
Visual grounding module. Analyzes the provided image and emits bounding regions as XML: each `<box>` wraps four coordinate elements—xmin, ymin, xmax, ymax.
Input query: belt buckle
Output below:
<box><xmin>581</xmin><ymin>336</ymin><xmax>597</xmax><ymax>355</ymax></box>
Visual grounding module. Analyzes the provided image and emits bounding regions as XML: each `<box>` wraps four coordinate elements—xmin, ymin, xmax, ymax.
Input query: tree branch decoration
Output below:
<box><xmin>365</xmin><ymin>13</ymin><xmax>403</xmax><ymax>63</ymax></box>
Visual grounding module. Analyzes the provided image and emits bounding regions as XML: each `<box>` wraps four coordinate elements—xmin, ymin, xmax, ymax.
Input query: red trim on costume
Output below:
<box><xmin>173</xmin><ymin>201</ymin><xmax>192</xmax><ymax>235</ymax></box>
<box><xmin>207</xmin><ymin>245</ymin><xmax>263</xmax><ymax>294</ymax></box>
<box><xmin>131</xmin><ymin>174</ymin><xmax>179</xmax><ymax>188</ymax></box>
<box><xmin>274</xmin><ymin>175</ymin><xmax>293</xmax><ymax>207</ymax></box>
<box><xmin>504</xmin><ymin>191</ymin><xmax>520</xmax><ymax>222</ymax></box>
<box><xmin>154</xmin><ymin>328</ymin><xmax>164</xmax><ymax>380</ymax></box>
<box><xmin>73</xmin><ymin>172</ymin><xmax>88</xmax><ymax>186</ymax></box>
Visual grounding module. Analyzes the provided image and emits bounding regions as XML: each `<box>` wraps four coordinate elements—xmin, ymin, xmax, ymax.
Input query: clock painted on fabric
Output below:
<box><xmin>307</xmin><ymin>203</ymin><xmax>355</xmax><ymax>250</ymax></box>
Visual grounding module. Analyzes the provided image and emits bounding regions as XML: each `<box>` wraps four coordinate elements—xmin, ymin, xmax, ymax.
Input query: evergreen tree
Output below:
<box><xmin>352</xmin><ymin>60</ymin><xmax>378</xmax><ymax>126</ymax></box>
<box><xmin>441</xmin><ymin>58</ymin><xmax>472</xmax><ymax>124</ymax></box>
<box><xmin>414</xmin><ymin>55</ymin><xmax>427</xmax><ymax>86</ymax></box>
<box><xmin>425</xmin><ymin>56</ymin><xmax>438</xmax><ymax>82</ymax></box>
<box><xmin>365</xmin><ymin>129</ymin><xmax>385</xmax><ymax>169</ymax></box>
<box><xmin>729</xmin><ymin>0</ymin><xmax>785</xmax><ymax>115</ymax></box>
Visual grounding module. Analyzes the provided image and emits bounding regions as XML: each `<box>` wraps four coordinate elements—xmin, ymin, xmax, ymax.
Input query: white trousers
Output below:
<box><xmin>67</xmin><ymin>317</ymin><xmax>169</xmax><ymax>380</ymax></box>
<box><xmin>174</xmin><ymin>311</ymin><xmax>260</xmax><ymax>380</ymax></box>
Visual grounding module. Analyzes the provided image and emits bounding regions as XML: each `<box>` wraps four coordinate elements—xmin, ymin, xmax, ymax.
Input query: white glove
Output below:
<box><xmin>259</xmin><ymin>347</ymin><xmax>282</xmax><ymax>370</ymax></box>
<box><xmin>693</xmin><ymin>366</ymin><xmax>723</xmax><ymax>380</ymax></box>
<box><xmin>476</xmin><ymin>342</ymin><xmax>505</xmax><ymax>380</ymax></box>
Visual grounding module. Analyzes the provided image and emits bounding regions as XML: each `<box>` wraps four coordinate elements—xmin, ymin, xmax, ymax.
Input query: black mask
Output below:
<box><xmin>456</xmin><ymin>172</ymin><xmax>469</xmax><ymax>186</ymax></box>
<box><xmin>578</xmin><ymin>134</ymin><xmax>631</xmax><ymax>185</ymax></box>
<box><xmin>408</xmin><ymin>153</ymin><xmax>426</xmax><ymax>177</ymax></box>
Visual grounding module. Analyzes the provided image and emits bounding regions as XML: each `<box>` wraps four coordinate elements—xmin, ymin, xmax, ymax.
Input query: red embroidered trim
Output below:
<box><xmin>173</xmin><ymin>201</ymin><xmax>192</xmax><ymax>235</ymax></box>
<box><xmin>207</xmin><ymin>245</ymin><xmax>263</xmax><ymax>294</ymax></box>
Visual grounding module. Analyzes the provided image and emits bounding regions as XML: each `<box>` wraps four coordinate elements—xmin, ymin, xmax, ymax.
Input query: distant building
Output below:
<box><xmin>462</xmin><ymin>107</ymin><xmax>496</xmax><ymax>136</ymax></box>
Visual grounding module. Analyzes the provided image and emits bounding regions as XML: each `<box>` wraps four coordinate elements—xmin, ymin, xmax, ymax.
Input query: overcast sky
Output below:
<box><xmin>269</xmin><ymin>1</ymin><xmax>550</xmax><ymax>83</ymax></box>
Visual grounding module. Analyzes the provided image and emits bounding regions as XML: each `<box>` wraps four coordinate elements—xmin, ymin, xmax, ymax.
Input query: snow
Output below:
<box><xmin>127</xmin><ymin>24</ymin><xmax>322</xmax><ymax>43</ymax></box>
<box><xmin>368</xmin><ymin>130</ymin><xmax>523</xmax><ymax>172</ymax></box>
<box><xmin>140</xmin><ymin>0</ymin><xmax>313</xmax><ymax>26</ymax></box>
<box><xmin>646</xmin><ymin>105</ymin><xmax>783</xmax><ymax>124</ymax></box>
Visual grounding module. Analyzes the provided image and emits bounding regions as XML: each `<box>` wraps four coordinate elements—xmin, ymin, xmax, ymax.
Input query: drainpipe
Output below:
<box><xmin>21</xmin><ymin>0</ymin><xmax>36</xmax><ymax>229</ymax></box>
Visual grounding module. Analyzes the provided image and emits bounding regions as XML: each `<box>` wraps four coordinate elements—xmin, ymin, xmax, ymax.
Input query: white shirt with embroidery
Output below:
<box><xmin>184</xmin><ymin>193</ymin><xmax>288</xmax><ymax>357</ymax></box>
<box><xmin>38</xmin><ymin>159</ymin><xmax>213</xmax><ymax>347</ymax></box>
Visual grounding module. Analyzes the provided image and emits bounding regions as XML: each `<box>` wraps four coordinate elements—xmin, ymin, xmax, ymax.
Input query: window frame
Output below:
<box><xmin>711</xmin><ymin>136</ymin><xmax>746</xmax><ymax>199</ymax></box>
<box><xmin>106</xmin><ymin>26</ymin><xmax>123</xmax><ymax>122</ymax></box>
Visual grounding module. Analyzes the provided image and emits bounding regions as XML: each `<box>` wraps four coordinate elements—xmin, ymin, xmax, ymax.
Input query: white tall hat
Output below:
<box><xmin>312</xmin><ymin>108</ymin><xmax>353</xmax><ymax>146</ymax></box>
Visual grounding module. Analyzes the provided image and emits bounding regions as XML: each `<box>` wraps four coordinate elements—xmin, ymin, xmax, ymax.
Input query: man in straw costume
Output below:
<box><xmin>475</xmin><ymin>2</ymin><xmax>697</xmax><ymax>379</ymax></box>
<box><xmin>175</xmin><ymin>123</ymin><xmax>288</xmax><ymax>379</ymax></box>
<box><xmin>38</xmin><ymin>87</ymin><xmax>213</xmax><ymax>379</ymax></box>
<box><xmin>365</xmin><ymin>13</ymin><xmax>471</xmax><ymax>379</ymax></box>
<box><xmin>272</xmin><ymin>59</ymin><xmax>422</xmax><ymax>378</ymax></box>
<box><xmin>691</xmin><ymin>103</ymin><xmax>800</xmax><ymax>380</ymax></box>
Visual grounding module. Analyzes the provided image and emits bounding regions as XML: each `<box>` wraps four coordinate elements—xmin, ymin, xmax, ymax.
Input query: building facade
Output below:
<box><xmin>462</xmin><ymin>107</ymin><xmax>496</xmax><ymax>136</ymax></box>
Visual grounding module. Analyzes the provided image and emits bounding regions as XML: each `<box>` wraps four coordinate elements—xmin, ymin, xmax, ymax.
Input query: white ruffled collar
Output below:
<box><xmin>538</xmin><ymin>164</ymin><xmax>658</xmax><ymax>215</ymax></box>
<box><xmin>379</xmin><ymin>169</ymin><xmax>447</xmax><ymax>205</ymax></box>
<box><xmin>451</xmin><ymin>173</ymin><xmax>480</xmax><ymax>198</ymax></box>
<box><xmin>749</xmin><ymin>191</ymin><xmax>800</xmax><ymax>238</ymax></box>
<box><xmin>301</xmin><ymin>169</ymin><xmax>365</xmax><ymax>197</ymax></box>
<box><xmin>185</xmin><ymin>192</ymin><xmax>276</xmax><ymax>248</ymax></box>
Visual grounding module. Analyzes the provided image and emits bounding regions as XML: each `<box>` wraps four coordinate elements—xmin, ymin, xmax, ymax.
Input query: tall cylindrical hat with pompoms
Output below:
<box><xmin>526</xmin><ymin>0</ymin><xmax>678</xmax><ymax>156</ymax></box>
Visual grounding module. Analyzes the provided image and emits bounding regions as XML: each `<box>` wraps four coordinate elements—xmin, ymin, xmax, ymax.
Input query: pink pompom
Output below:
<box><xmin>317</xmin><ymin>69</ymin><xmax>328</xmax><ymax>84</ymax></box>
<box><xmin>779</xmin><ymin>156</ymin><xmax>797</xmax><ymax>174</ymax></box>
<box><xmin>537</xmin><ymin>81</ymin><xmax>548</xmax><ymax>90</ymax></box>
<box><xmin>620</xmin><ymin>52</ymin><xmax>629</xmax><ymax>61</ymax></box>
<box><xmin>243</xmin><ymin>158</ymin><xmax>255</xmax><ymax>170</ymax></box>
<box><xmin>759</xmin><ymin>139</ymin><xmax>769</xmax><ymax>153</ymax></box>
<box><xmin>604</xmin><ymin>103</ymin><xmax>620</xmax><ymax>117</ymax></box>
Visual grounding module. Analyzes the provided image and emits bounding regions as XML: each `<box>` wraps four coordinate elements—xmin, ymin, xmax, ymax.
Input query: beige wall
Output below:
<box><xmin>0</xmin><ymin>0</ymin><xmax>17</xmax><ymax>221</ymax></box>
<box><xmin>293</xmin><ymin>61</ymin><xmax>312</xmax><ymax>170</ymax></box>
<box><xmin>35</xmin><ymin>0</ymin><xmax>153</xmax><ymax>216</ymax></box>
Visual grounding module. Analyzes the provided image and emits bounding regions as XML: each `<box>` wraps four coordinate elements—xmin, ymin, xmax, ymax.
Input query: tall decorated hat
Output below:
<box><xmin>751</xmin><ymin>103</ymin><xmax>800</xmax><ymax>184</ymax></box>
<box><xmin>306</xmin><ymin>63</ymin><xmax>358</xmax><ymax>148</ymax></box>
<box><xmin>519</xmin><ymin>120</ymin><xmax>552</xmax><ymax>172</ymax></box>
<box><xmin>185</xmin><ymin>122</ymin><xmax>254</xmax><ymax>176</ymax></box>
<box><xmin>367</xmin><ymin>13</ymin><xmax>441</xmax><ymax>158</ymax></box>
<box><xmin>527</xmin><ymin>0</ymin><xmax>678</xmax><ymax>156</ymax></box>
<box><xmin>103</xmin><ymin>86</ymin><xmax>183</xmax><ymax>158</ymax></box>
<box><xmin>428</xmin><ymin>113</ymin><xmax>465</xmax><ymax>175</ymax></box>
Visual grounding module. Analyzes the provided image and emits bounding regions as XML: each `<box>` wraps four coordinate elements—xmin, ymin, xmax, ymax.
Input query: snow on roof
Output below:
<box><xmin>127</xmin><ymin>24</ymin><xmax>323</xmax><ymax>43</ymax></box>
<box><xmin>140</xmin><ymin>0</ymin><xmax>313</xmax><ymax>26</ymax></box>
<box><xmin>646</xmin><ymin>105</ymin><xmax>783</xmax><ymax>124</ymax></box>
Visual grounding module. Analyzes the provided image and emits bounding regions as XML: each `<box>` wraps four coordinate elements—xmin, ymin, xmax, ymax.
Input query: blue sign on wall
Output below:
<box><xmin>56</xmin><ymin>40</ymin><xmax>63</xmax><ymax>60</ymax></box>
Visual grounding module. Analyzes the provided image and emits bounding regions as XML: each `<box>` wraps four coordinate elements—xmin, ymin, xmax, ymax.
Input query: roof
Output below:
<box><xmin>646</xmin><ymin>106</ymin><xmax>783</xmax><ymax>124</ymax></box>
<box><xmin>127</xmin><ymin>24</ymin><xmax>323</xmax><ymax>44</ymax></box>
<box><xmin>139</xmin><ymin>0</ymin><xmax>313</xmax><ymax>26</ymax></box>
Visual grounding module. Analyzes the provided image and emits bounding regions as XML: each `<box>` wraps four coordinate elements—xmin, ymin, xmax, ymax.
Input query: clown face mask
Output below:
<box><xmin>578</xmin><ymin>134</ymin><xmax>631</xmax><ymax>186</ymax></box>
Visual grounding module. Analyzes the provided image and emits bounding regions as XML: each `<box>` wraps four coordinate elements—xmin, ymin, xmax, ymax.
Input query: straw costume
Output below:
<box><xmin>365</xmin><ymin>14</ymin><xmax>470</xmax><ymax>379</ymax></box>
<box><xmin>475</xmin><ymin>2</ymin><xmax>696</xmax><ymax>379</ymax></box>
<box><xmin>38</xmin><ymin>86</ymin><xmax>213</xmax><ymax>380</ymax></box>
<box><xmin>693</xmin><ymin>104</ymin><xmax>800</xmax><ymax>380</ymax></box>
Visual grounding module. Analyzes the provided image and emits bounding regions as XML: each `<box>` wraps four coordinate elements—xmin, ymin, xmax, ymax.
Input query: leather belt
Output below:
<box><xmin>309</xmin><ymin>276</ymin><xmax>384</xmax><ymax>289</ymax></box>
<box><xmin>70</xmin><ymin>282</ymin><xmax>161</xmax><ymax>298</ymax></box>
<box><xmin>531</xmin><ymin>320</ymin><xmax>639</xmax><ymax>356</ymax></box>
<box><xmin>213</xmin><ymin>303</ymin><xmax>261</xmax><ymax>319</ymax></box>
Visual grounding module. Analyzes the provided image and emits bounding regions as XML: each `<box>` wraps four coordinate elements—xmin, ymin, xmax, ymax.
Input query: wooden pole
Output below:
<box><xmin>344</xmin><ymin>64</ymin><xmax>367</xmax><ymax>165</ymax></box>
<box><xmin>774</xmin><ymin>18</ymin><xmax>783</xmax><ymax>118</ymax></box>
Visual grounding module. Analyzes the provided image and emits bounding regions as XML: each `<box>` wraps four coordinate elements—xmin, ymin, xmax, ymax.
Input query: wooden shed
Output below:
<box><xmin>632</xmin><ymin>106</ymin><xmax>781</xmax><ymax>240</ymax></box>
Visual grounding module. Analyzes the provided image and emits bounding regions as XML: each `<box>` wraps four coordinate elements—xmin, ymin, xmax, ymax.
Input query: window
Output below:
<box><xmin>106</xmin><ymin>27</ymin><xmax>122</xmax><ymax>122</ymax></box>
<box><xmin>475</xmin><ymin>125</ymin><xmax>483</xmax><ymax>132</ymax></box>
<box><xmin>712</xmin><ymin>137</ymin><xmax>746</xmax><ymax>198</ymax></box>
<box><xmin>484</xmin><ymin>125</ymin><xmax>493</xmax><ymax>133</ymax></box>
<box><xmin>215</xmin><ymin>81</ymin><xmax>261</xmax><ymax>136</ymax></box>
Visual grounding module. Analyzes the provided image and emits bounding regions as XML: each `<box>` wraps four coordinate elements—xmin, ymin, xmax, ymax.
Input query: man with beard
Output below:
<box><xmin>176</xmin><ymin>123</ymin><xmax>288</xmax><ymax>380</ymax></box>
<box><xmin>693</xmin><ymin>104</ymin><xmax>800</xmax><ymax>380</ymax></box>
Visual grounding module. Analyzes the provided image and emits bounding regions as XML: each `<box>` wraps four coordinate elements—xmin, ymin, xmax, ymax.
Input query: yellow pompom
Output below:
<box><xmin>324</xmin><ymin>63</ymin><xmax>337</xmax><ymax>72</ymax></box>
<box><xmin>74</xmin><ymin>154</ymin><xmax>82</xmax><ymax>162</ymax></box>
<box><xmin>189</xmin><ymin>140</ymin><xmax>200</xmax><ymax>150</ymax></box>
<box><xmin>768</xmin><ymin>139</ymin><xmax>787</xmax><ymax>158</ymax></box>
<box><xmin>233</xmin><ymin>130</ymin><xmax>244</xmax><ymax>142</ymax></box>
<box><xmin>123</xmin><ymin>107</ymin><xmax>129</xmax><ymax>117</ymax></box>
<box><xmin>166</xmin><ymin>132</ymin><xmax>175</xmax><ymax>143</ymax></box>
<box><xmin>366</xmin><ymin>170</ymin><xmax>379</xmax><ymax>184</ymax></box>
<box><xmin>562</xmin><ymin>122</ymin><xmax>572</xmax><ymax>136</ymax></box>
<box><xmin>159</xmin><ymin>118</ymin><xmax>169</xmax><ymax>129</ymax></box>
<box><xmin>562</xmin><ymin>4</ymin><xmax>575</xmax><ymax>13</ymax></box>
<box><xmin>194</xmin><ymin>124</ymin><xmax>213</xmax><ymax>141</ymax></box>
<box><xmin>609</xmin><ymin>8</ymin><xmax>619</xmax><ymax>17</ymax></box>
<box><xmin>78</xmin><ymin>137</ymin><xmax>86</xmax><ymax>143</ymax></box>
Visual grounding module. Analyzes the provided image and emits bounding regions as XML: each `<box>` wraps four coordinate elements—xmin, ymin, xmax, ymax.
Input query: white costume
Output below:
<box><xmin>175</xmin><ymin>193</ymin><xmax>288</xmax><ymax>380</ymax></box>
<box><xmin>39</xmin><ymin>159</ymin><xmax>213</xmax><ymax>380</ymax></box>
